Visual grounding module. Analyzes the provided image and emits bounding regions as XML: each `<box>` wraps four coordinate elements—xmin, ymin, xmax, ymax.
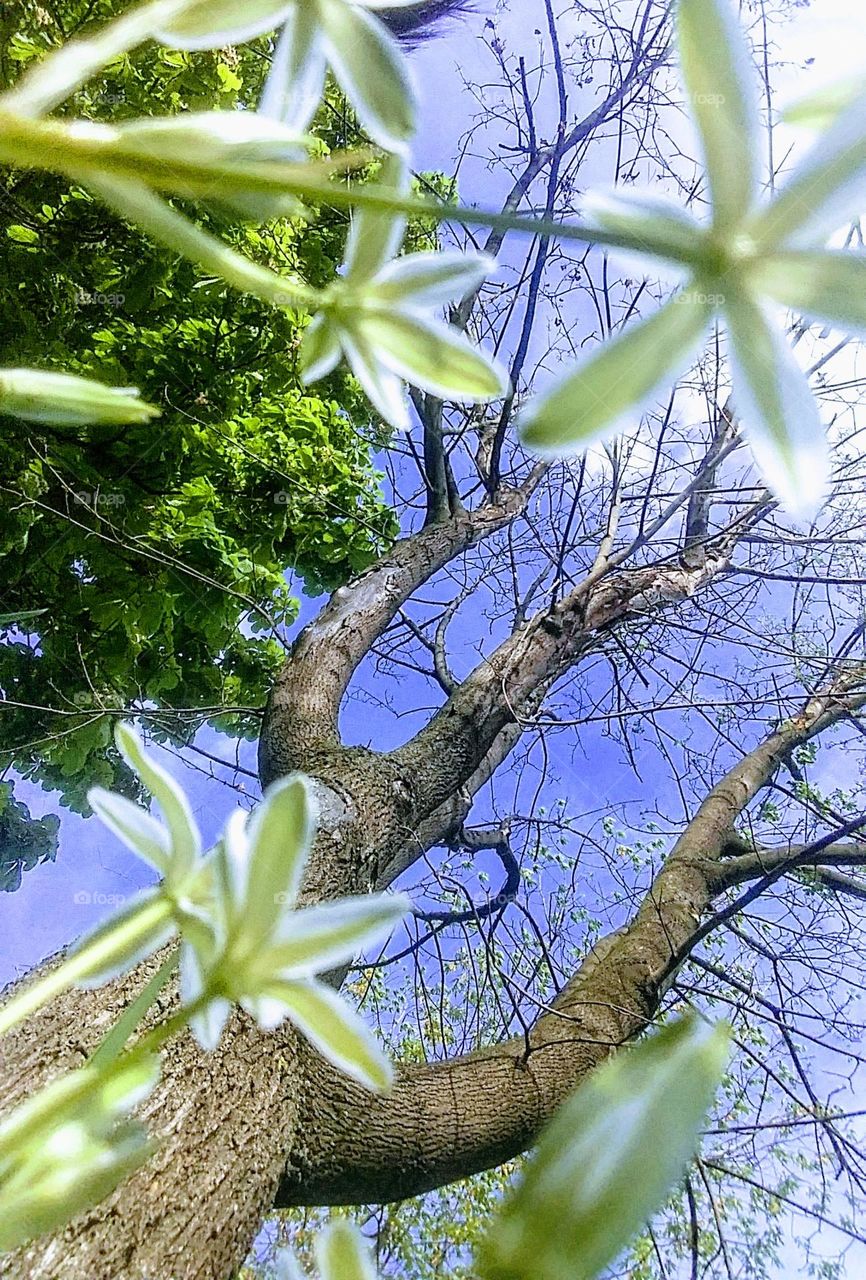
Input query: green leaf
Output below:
<box><xmin>677</xmin><ymin>0</ymin><xmax>760</xmax><ymax>230</ymax></box>
<box><xmin>370</xmin><ymin>250</ymin><xmax>496</xmax><ymax>307</ymax></box>
<box><xmin>345</xmin><ymin>155</ymin><xmax>409</xmax><ymax>284</ymax></box>
<box><xmin>252</xmin><ymin>978</ymin><xmax>394</xmax><ymax>1092</ymax></box>
<box><xmin>300</xmin><ymin>313</ymin><xmax>343</xmax><ymax>383</ymax></box>
<box><xmin>87</xmin><ymin>787</ymin><xmax>172</xmax><ymax>877</ymax></box>
<box><xmin>358</xmin><ymin>308</ymin><xmax>509</xmax><ymax>401</ymax></box>
<box><xmin>243</xmin><ymin>775</ymin><xmax>314</xmax><ymax>939</ymax></box>
<box><xmin>154</xmin><ymin>0</ymin><xmax>293</xmax><ymax>50</ymax></box>
<box><xmin>519</xmin><ymin>290</ymin><xmax>712</xmax><ymax>454</ymax></box>
<box><xmin>114</xmin><ymin>724</ymin><xmax>199</xmax><ymax>881</ymax></box>
<box><xmin>259</xmin><ymin>3</ymin><xmax>327</xmax><ymax>133</ymax></box>
<box><xmin>725</xmin><ymin>281</ymin><xmax>829</xmax><ymax>517</ymax></box>
<box><xmin>750</xmin><ymin>88</ymin><xmax>866</xmax><ymax>249</ymax></box>
<box><xmin>6</xmin><ymin>225</ymin><xmax>40</xmax><ymax>244</ymax></box>
<box><xmin>782</xmin><ymin>77</ymin><xmax>865</xmax><ymax>131</ymax></box>
<box><xmin>0</xmin><ymin>609</ymin><xmax>47</xmax><ymax>626</ymax></box>
<box><xmin>316</xmin><ymin>1218</ymin><xmax>378</xmax><ymax>1280</ymax></box>
<box><xmin>476</xmin><ymin>1016</ymin><xmax>730</xmax><ymax>1280</ymax></box>
<box><xmin>319</xmin><ymin>0</ymin><xmax>416</xmax><ymax>153</ymax></box>
<box><xmin>69</xmin><ymin>890</ymin><xmax>175</xmax><ymax>987</ymax></box>
<box><xmin>582</xmin><ymin>190</ymin><xmax>706</xmax><ymax>265</ymax></box>
<box><xmin>750</xmin><ymin>249</ymin><xmax>866</xmax><ymax>335</ymax></box>
<box><xmin>257</xmin><ymin>892</ymin><xmax>410</xmax><ymax>978</ymax></box>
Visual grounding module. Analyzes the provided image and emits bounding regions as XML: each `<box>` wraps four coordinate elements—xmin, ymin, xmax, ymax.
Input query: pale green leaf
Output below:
<box><xmin>341</xmin><ymin>328</ymin><xmax>411</xmax><ymax>428</ymax></box>
<box><xmin>0</xmin><ymin>369</ymin><xmax>158</xmax><ymax>427</ymax></box>
<box><xmin>583</xmin><ymin>189</ymin><xmax>707</xmax><ymax>264</ymax></box>
<box><xmin>750</xmin><ymin>88</ymin><xmax>866</xmax><ymax>249</ymax></box>
<box><xmin>300</xmin><ymin>313</ymin><xmax>344</xmax><ymax>383</ymax></box>
<box><xmin>0</xmin><ymin>1056</ymin><xmax>158</xmax><ymax>1251</ymax></box>
<box><xmin>359</xmin><ymin>308</ymin><xmax>509</xmax><ymax>400</ymax></box>
<box><xmin>243</xmin><ymin>775</ymin><xmax>314</xmax><ymax>939</ymax></box>
<box><xmin>750</xmin><ymin>249</ymin><xmax>866</xmax><ymax>335</ymax></box>
<box><xmin>258</xmin><ymin>892</ymin><xmax>410</xmax><ymax>978</ymax></box>
<box><xmin>316</xmin><ymin>1219</ymin><xmax>378</xmax><ymax>1280</ymax></box>
<box><xmin>782</xmin><ymin>77</ymin><xmax>865</xmax><ymax>131</ymax></box>
<box><xmin>114</xmin><ymin>724</ymin><xmax>199</xmax><ymax>880</ymax></box>
<box><xmin>259</xmin><ymin>3</ymin><xmax>328</xmax><ymax>132</ymax></box>
<box><xmin>188</xmin><ymin>997</ymin><xmax>232</xmax><ymax>1051</ymax></box>
<box><xmin>345</xmin><ymin>154</ymin><xmax>408</xmax><ymax>284</ymax></box>
<box><xmin>677</xmin><ymin>0</ymin><xmax>760</xmax><ymax>230</ymax></box>
<box><xmin>519</xmin><ymin>290</ymin><xmax>712</xmax><ymax>454</ymax></box>
<box><xmin>274</xmin><ymin>1250</ymin><xmax>308</xmax><ymax>1280</ymax></box>
<box><xmin>154</xmin><ymin>0</ymin><xmax>293</xmax><ymax>50</ymax></box>
<box><xmin>261</xmin><ymin>978</ymin><xmax>394</xmax><ymax>1092</ymax></box>
<box><xmin>0</xmin><ymin>1126</ymin><xmax>152</xmax><ymax>1251</ymax></box>
<box><xmin>476</xmin><ymin>1016</ymin><xmax>729</xmax><ymax>1280</ymax></box>
<box><xmin>87</xmin><ymin>787</ymin><xmax>171</xmax><ymax>876</ymax></box>
<box><xmin>213</xmin><ymin>808</ymin><xmax>252</xmax><ymax>933</ymax></box>
<box><xmin>118</xmin><ymin>112</ymin><xmax>306</xmax><ymax>165</ymax></box>
<box><xmin>319</xmin><ymin>0</ymin><xmax>416</xmax><ymax>152</ymax></box>
<box><xmin>370</xmin><ymin>250</ymin><xmax>496</xmax><ymax>307</ymax></box>
<box><xmin>725</xmin><ymin>283</ymin><xmax>829</xmax><ymax>518</ymax></box>
<box><xmin>69</xmin><ymin>891</ymin><xmax>175</xmax><ymax>988</ymax></box>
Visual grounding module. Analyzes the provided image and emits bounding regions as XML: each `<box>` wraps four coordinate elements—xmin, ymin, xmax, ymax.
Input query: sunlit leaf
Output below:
<box><xmin>677</xmin><ymin>0</ymin><xmax>760</xmax><ymax>229</ymax></box>
<box><xmin>477</xmin><ymin>1016</ymin><xmax>729</xmax><ymax>1280</ymax></box>
<box><xmin>726</xmin><ymin>282</ymin><xmax>829</xmax><ymax>518</ymax></box>
<box><xmin>316</xmin><ymin>1218</ymin><xmax>378</xmax><ymax>1280</ymax></box>
<box><xmin>255</xmin><ymin>978</ymin><xmax>394</xmax><ymax>1092</ymax></box>
<box><xmin>154</xmin><ymin>0</ymin><xmax>293</xmax><ymax>50</ymax></box>
<box><xmin>319</xmin><ymin>0</ymin><xmax>417</xmax><ymax>153</ymax></box>
<box><xmin>359</xmin><ymin>308</ymin><xmax>509</xmax><ymax>401</ymax></box>
<box><xmin>258</xmin><ymin>892</ymin><xmax>410</xmax><ymax>978</ymax></box>
<box><xmin>519</xmin><ymin>290</ymin><xmax>712</xmax><ymax>454</ymax></box>
<box><xmin>114</xmin><ymin>724</ymin><xmax>199</xmax><ymax>881</ymax></box>
<box><xmin>87</xmin><ymin>788</ymin><xmax>171</xmax><ymax>877</ymax></box>
<box><xmin>750</xmin><ymin>249</ymin><xmax>866</xmax><ymax>335</ymax></box>
<box><xmin>370</xmin><ymin>250</ymin><xmax>496</xmax><ymax>307</ymax></box>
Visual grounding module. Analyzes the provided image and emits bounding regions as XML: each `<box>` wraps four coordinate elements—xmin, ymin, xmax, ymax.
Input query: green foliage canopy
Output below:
<box><xmin>0</xmin><ymin>0</ymin><xmax>402</xmax><ymax>836</ymax></box>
